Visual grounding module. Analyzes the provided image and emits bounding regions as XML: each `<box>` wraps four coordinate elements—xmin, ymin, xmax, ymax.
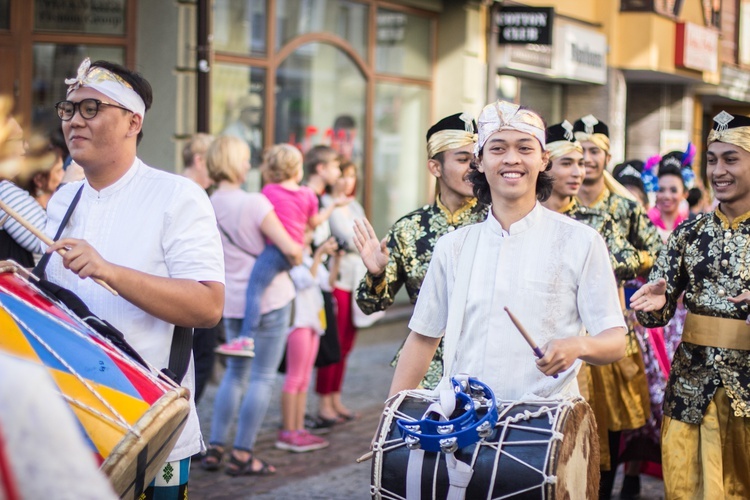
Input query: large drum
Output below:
<box><xmin>0</xmin><ymin>267</ymin><xmax>190</xmax><ymax>499</ymax></box>
<box><xmin>371</xmin><ymin>392</ymin><xmax>599</xmax><ymax>499</ymax></box>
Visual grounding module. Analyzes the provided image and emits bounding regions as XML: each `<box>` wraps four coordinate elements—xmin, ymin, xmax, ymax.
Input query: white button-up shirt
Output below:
<box><xmin>409</xmin><ymin>203</ymin><xmax>625</xmax><ymax>400</ymax></box>
<box><xmin>45</xmin><ymin>158</ymin><xmax>225</xmax><ymax>461</ymax></box>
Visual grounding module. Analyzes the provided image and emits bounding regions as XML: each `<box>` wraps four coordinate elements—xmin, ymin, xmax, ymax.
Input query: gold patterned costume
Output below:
<box><xmin>559</xmin><ymin>196</ymin><xmax>654</xmax><ymax>470</ymax></box>
<box><xmin>637</xmin><ymin>209</ymin><xmax>750</xmax><ymax>499</ymax></box>
<box><xmin>575</xmin><ymin>188</ymin><xmax>661</xmax><ymax>470</ymax></box>
<box><xmin>356</xmin><ymin>196</ymin><xmax>488</xmax><ymax>389</ymax></box>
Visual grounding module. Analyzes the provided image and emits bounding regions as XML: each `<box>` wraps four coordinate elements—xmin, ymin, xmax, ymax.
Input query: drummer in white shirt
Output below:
<box><xmin>44</xmin><ymin>58</ymin><xmax>224</xmax><ymax>499</ymax></box>
<box><xmin>387</xmin><ymin>101</ymin><xmax>626</xmax><ymax>400</ymax></box>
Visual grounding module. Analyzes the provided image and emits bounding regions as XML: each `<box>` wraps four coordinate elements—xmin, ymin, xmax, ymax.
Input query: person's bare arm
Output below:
<box><xmin>536</xmin><ymin>326</ymin><xmax>626</xmax><ymax>377</ymax></box>
<box><xmin>388</xmin><ymin>331</ymin><xmax>441</xmax><ymax>397</ymax></box>
<box><xmin>260</xmin><ymin>210</ymin><xmax>303</xmax><ymax>266</ymax></box>
<box><xmin>47</xmin><ymin>238</ymin><xmax>223</xmax><ymax>327</ymax></box>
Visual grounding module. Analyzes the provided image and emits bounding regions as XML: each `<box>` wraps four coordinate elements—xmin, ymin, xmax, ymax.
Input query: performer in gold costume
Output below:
<box><xmin>633</xmin><ymin>110</ymin><xmax>750</xmax><ymax>500</ymax></box>
<box><xmin>572</xmin><ymin>115</ymin><xmax>662</xmax><ymax>499</ymax></box>
<box><xmin>353</xmin><ymin>113</ymin><xmax>487</xmax><ymax>389</ymax></box>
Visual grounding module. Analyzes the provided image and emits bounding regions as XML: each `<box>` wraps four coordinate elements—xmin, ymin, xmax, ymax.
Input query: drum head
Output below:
<box><xmin>101</xmin><ymin>387</ymin><xmax>190</xmax><ymax>500</ymax></box>
<box><xmin>548</xmin><ymin>398</ymin><xmax>600</xmax><ymax>499</ymax></box>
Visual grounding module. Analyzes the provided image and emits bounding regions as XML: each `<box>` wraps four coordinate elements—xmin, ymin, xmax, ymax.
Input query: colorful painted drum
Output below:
<box><xmin>0</xmin><ymin>268</ymin><xmax>190</xmax><ymax>499</ymax></box>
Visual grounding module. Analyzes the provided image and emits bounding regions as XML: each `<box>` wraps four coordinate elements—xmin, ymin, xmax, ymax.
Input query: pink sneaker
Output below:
<box><xmin>214</xmin><ymin>337</ymin><xmax>255</xmax><ymax>357</ymax></box>
<box><xmin>275</xmin><ymin>430</ymin><xmax>329</xmax><ymax>452</ymax></box>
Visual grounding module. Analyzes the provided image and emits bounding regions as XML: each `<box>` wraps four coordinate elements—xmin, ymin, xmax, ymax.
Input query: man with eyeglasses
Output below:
<box><xmin>45</xmin><ymin>58</ymin><xmax>225</xmax><ymax>499</ymax></box>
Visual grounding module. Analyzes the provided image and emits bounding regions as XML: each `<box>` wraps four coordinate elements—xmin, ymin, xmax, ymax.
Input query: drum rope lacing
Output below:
<box><xmin>0</xmin><ymin>278</ymin><xmax>180</xmax><ymax>388</ymax></box>
<box><xmin>372</xmin><ymin>397</ymin><xmax>577</xmax><ymax>500</ymax></box>
<box><xmin>0</xmin><ymin>277</ymin><xmax>183</xmax><ymax>436</ymax></box>
<box><xmin>0</xmin><ymin>296</ymin><xmax>135</xmax><ymax>433</ymax></box>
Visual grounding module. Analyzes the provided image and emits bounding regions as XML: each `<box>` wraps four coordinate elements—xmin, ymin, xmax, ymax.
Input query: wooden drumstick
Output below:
<box><xmin>504</xmin><ymin>306</ymin><xmax>557</xmax><ymax>378</ymax></box>
<box><xmin>0</xmin><ymin>199</ymin><xmax>118</xmax><ymax>296</ymax></box>
<box><xmin>356</xmin><ymin>451</ymin><xmax>373</xmax><ymax>463</ymax></box>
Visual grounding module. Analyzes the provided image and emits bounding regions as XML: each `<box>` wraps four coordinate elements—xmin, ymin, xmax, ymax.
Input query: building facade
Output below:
<box><xmin>2</xmin><ymin>0</ymin><xmax>750</xmax><ymax>233</ymax></box>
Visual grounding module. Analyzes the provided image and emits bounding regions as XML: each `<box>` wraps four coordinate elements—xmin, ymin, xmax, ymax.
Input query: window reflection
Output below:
<box><xmin>32</xmin><ymin>44</ymin><xmax>124</xmax><ymax>135</ymax></box>
<box><xmin>275</xmin><ymin>0</ymin><xmax>368</xmax><ymax>59</ymax></box>
<box><xmin>34</xmin><ymin>0</ymin><xmax>126</xmax><ymax>35</ymax></box>
<box><xmin>212</xmin><ymin>0</ymin><xmax>266</xmax><ymax>55</ymax></box>
<box><xmin>211</xmin><ymin>63</ymin><xmax>267</xmax><ymax>192</ymax></box>
<box><xmin>372</xmin><ymin>82</ymin><xmax>429</xmax><ymax>237</ymax></box>
<box><xmin>376</xmin><ymin>8</ymin><xmax>431</xmax><ymax>79</ymax></box>
<box><xmin>275</xmin><ymin>42</ymin><xmax>366</xmax><ymax>167</ymax></box>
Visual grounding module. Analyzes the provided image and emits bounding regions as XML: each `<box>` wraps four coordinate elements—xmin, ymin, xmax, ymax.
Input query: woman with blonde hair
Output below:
<box><xmin>216</xmin><ymin>143</ymin><xmax>350</xmax><ymax>357</ymax></box>
<box><xmin>203</xmin><ymin>135</ymin><xmax>303</xmax><ymax>475</ymax></box>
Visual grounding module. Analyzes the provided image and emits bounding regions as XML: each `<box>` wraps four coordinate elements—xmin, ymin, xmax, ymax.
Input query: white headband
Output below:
<box><xmin>475</xmin><ymin>100</ymin><xmax>546</xmax><ymax>156</ymax></box>
<box><xmin>65</xmin><ymin>58</ymin><xmax>146</xmax><ymax>118</ymax></box>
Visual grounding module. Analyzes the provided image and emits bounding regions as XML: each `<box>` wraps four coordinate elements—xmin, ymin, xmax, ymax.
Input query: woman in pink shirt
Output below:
<box><xmin>216</xmin><ymin>144</ymin><xmax>349</xmax><ymax>356</ymax></box>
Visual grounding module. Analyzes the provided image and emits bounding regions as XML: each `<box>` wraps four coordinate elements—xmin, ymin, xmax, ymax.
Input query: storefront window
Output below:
<box><xmin>372</xmin><ymin>81</ymin><xmax>429</xmax><ymax>237</ymax></box>
<box><xmin>275</xmin><ymin>0</ymin><xmax>368</xmax><ymax>59</ymax></box>
<box><xmin>211</xmin><ymin>63</ymin><xmax>267</xmax><ymax>192</ymax></box>
<box><xmin>32</xmin><ymin>44</ymin><xmax>124</xmax><ymax>135</ymax></box>
<box><xmin>275</xmin><ymin>42</ymin><xmax>366</xmax><ymax>167</ymax></box>
<box><xmin>34</xmin><ymin>0</ymin><xmax>127</xmax><ymax>35</ymax></box>
<box><xmin>376</xmin><ymin>8</ymin><xmax>431</xmax><ymax>79</ymax></box>
<box><xmin>212</xmin><ymin>0</ymin><xmax>267</xmax><ymax>56</ymax></box>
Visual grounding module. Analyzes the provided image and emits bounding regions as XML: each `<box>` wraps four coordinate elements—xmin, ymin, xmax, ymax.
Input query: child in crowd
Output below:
<box><xmin>216</xmin><ymin>144</ymin><xmax>349</xmax><ymax>356</ymax></box>
<box><xmin>276</xmin><ymin>233</ymin><xmax>340</xmax><ymax>452</ymax></box>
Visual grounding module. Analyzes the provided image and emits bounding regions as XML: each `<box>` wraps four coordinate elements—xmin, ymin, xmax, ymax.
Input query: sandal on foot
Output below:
<box><xmin>336</xmin><ymin>410</ymin><xmax>360</xmax><ymax>422</ymax></box>
<box><xmin>200</xmin><ymin>446</ymin><xmax>224</xmax><ymax>471</ymax></box>
<box><xmin>225</xmin><ymin>453</ymin><xmax>276</xmax><ymax>477</ymax></box>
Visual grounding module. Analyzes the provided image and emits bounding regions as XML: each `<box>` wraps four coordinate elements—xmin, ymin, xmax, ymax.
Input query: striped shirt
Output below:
<box><xmin>0</xmin><ymin>180</ymin><xmax>45</xmax><ymax>254</ymax></box>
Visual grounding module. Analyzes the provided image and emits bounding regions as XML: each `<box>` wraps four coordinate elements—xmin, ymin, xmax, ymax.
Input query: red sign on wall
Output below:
<box><xmin>675</xmin><ymin>22</ymin><xmax>718</xmax><ymax>73</ymax></box>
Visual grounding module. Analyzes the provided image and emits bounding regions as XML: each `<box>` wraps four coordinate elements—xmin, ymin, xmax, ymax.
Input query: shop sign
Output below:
<box><xmin>719</xmin><ymin>65</ymin><xmax>750</xmax><ymax>102</ymax></box>
<box><xmin>675</xmin><ymin>22</ymin><xmax>718</xmax><ymax>73</ymax></box>
<box><xmin>34</xmin><ymin>0</ymin><xmax>126</xmax><ymax>35</ymax></box>
<box><xmin>553</xmin><ymin>23</ymin><xmax>607</xmax><ymax>84</ymax></box>
<box><xmin>496</xmin><ymin>21</ymin><xmax>607</xmax><ymax>85</ymax></box>
<box><xmin>496</xmin><ymin>7</ymin><xmax>554</xmax><ymax>45</ymax></box>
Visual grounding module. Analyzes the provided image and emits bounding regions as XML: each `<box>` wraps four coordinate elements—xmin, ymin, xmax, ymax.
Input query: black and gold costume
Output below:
<box><xmin>582</xmin><ymin>188</ymin><xmax>662</xmax><ymax>279</ymax></box>
<box><xmin>562</xmin><ymin>198</ymin><xmax>640</xmax><ymax>281</ymax></box>
<box><xmin>637</xmin><ymin>209</ymin><xmax>750</xmax><ymax>423</ymax></box>
<box><xmin>356</xmin><ymin>196</ymin><xmax>488</xmax><ymax>389</ymax></box>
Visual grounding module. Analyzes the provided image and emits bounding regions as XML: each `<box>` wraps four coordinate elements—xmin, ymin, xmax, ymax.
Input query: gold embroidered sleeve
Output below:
<box><xmin>629</xmin><ymin>204</ymin><xmax>662</xmax><ymax>277</ymax></box>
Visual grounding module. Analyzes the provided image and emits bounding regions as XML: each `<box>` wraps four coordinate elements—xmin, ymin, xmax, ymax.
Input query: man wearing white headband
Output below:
<box><xmin>44</xmin><ymin>58</ymin><xmax>225</xmax><ymax>499</ymax></box>
<box><xmin>353</xmin><ymin>112</ymin><xmax>487</xmax><ymax>390</ymax></box>
<box><xmin>389</xmin><ymin>100</ymin><xmax>626</xmax><ymax>405</ymax></box>
<box><xmin>572</xmin><ymin>115</ymin><xmax>661</xmax><ymax>499</ymax></box>
<box><xmin>633</xmin><ymin>111</ymin><xmax>750</xmax><ymax>499</ymax></box>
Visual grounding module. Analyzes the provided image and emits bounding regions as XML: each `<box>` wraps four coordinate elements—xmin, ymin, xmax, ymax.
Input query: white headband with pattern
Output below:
<box><xmin>475</xmin><ymin>100</ymin><xmax>546</xmax><ymax>156</ymax></box>
<box><xmin>65</xmin><ymin>58</ymin><xmax>146</xmax><ymax>118</ymax></box>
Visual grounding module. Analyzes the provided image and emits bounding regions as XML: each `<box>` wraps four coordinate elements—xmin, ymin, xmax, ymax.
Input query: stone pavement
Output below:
<box><xmin>189</xmin><ymin>312</ymin><xmax>666</xmax><ymax>499</ymax></box>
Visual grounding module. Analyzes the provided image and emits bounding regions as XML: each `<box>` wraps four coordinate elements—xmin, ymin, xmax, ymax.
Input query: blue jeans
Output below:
<box><xmin>240</xmin><ymin>245</ymin><xmax>291</xmax><ymax>337</ymax></box>
<box><xmin>209</xmin><ymin>303</ymin><xmax>292</xmax><ymax>451</ymax></box>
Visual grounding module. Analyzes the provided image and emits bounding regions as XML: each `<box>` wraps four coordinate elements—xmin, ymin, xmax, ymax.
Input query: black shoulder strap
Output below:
<box><xmin>217</xmin><ymin>222</ymin><xmax>258</xmax><ymax>259</ymax></box>
<box><xmin>164</xmin><ymin>325</ymin><xmax>193</xmax><ymax>384</ymax></box>
<box><xmin>30</xmin><ymin>183</ymin><xmax>194</xmax><ymax>385</ymax></box>
<box><xmin>33</xmin><ymin>185</ymin><xmax>85</xmax><ymax>279</ymax></box>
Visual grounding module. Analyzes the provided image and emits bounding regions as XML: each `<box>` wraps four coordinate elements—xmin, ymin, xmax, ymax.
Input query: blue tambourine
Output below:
<box><xmin>396</xmin><ymin>377</ymin><xmax>499</xmax><ymax>454</ymax></box>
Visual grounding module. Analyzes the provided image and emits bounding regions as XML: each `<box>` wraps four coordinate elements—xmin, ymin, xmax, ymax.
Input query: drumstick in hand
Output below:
<box><xmin>504</xmin><ymin>307</ymin><xmax>557</xmax><ymax>378</ymax></box>
<box><xmin>0</xmin><ymin>199</ymin><xmax>118</xmax><ymax>296</ymax></box>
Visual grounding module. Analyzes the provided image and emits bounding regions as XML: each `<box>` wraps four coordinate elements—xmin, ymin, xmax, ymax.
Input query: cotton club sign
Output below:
<box><xmin>496</xmin><ymin>6</ymin><xmax>554</xmax><ymax>45</ymax></box>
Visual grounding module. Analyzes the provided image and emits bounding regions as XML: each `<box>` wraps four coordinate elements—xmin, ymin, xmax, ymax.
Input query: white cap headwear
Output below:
<box><xmin>64</xmin><ymin>58</ymin><xmax>146</xmax><ymax>118</ymax></box>
<box><xmin>475</xmin><ymin>100</ymin><xmax>545</xmax><ymax>156</ymax></box>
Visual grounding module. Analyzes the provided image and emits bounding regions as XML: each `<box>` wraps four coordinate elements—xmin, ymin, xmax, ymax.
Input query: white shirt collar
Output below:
<box><xmin>84</xmin><ymin>157</ymin><xmax>141</xmax><ymax>199</ymax></box>
<box><xmin>485</xmin><ymin>201</ymin><xmax>543</xmax><ymax>237</ymax></box>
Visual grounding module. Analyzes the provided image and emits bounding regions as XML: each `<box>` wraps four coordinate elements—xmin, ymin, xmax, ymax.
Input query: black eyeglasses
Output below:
<box><xmin>55</xmin><ymin>98</ymin><xmax>132</xmax><ymax>121</ymax></box>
